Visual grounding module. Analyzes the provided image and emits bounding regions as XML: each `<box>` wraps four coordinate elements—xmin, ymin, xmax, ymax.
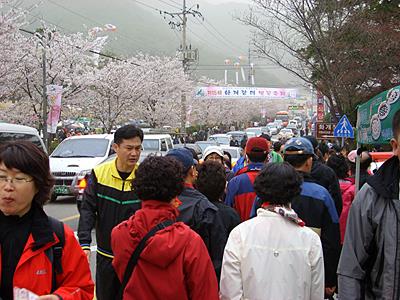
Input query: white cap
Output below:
<box><xmin>203</xmin><ymin>146</ymin><xmax>224</xmax><ymax>160</ymax></box>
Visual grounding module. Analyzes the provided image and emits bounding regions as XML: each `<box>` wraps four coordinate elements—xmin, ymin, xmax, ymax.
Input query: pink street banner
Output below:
<box><xmin>46</xmin><ymin>85</ymin><xmax>63</xmax><ymax>134</ymax></box>
<box><xmin>195</xmin><ymin>86</ymin><xmax>297</xmax><ymax>99</ymax></box>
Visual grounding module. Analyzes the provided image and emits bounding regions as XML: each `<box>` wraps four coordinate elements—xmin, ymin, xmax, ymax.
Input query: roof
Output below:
<box><xmin>143</xmin><ymin>134</ymin><xmax>172</xmax><ymax>139</ymax></box>
<box><xmin>0</xmin><ymin>122</ymin><xmax>39</xmax><ymax>135</ymax></box>
<box><xmin>66</xmin><ymin>134</ymin><xmax>113</xmax><ymax>140</ymax></box>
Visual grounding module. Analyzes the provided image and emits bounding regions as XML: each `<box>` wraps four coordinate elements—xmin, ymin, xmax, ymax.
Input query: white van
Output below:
<box><xmin>0</xmin><ymin>123</ymin><xmax>46</xmax><ymax>152</ymax></box>
<box><xmin>142</xmin><ymin>134</ymin><xmax>174</xmax><ymax>153</ymax></box>
<box><xmin>49</xmin><ymin>134</ymin><xmax>114</xmax><ymax>200</ymax></box>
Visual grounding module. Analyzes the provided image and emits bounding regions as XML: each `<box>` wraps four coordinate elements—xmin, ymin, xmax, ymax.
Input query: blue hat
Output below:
<box><xmin>166</xmin><ymin>148</ymin><xmax>195</xmax><ymax>172</ymax></box>
<box><xmin>284</xmin><ymin>137</ymin><xmax>315</xmax><ymax>155</ymax></box>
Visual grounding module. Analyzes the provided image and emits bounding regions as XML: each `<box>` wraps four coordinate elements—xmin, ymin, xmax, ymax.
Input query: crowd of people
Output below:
<box><xmin>1</xmin><ymin>109</ymin><xmax>399</xmax><ymax>299</ymax></box>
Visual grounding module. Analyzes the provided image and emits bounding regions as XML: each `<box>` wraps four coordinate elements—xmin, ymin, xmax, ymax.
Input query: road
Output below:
<box><xmin>44</xmin><ymin>196</ymin><xmax>97</xmax><ymax>279</ymax></box>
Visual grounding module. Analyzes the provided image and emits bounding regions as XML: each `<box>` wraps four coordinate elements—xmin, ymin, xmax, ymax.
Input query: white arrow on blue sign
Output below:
<box><xmin>334</xmin><ymin>115</ymin><xmax>354</xmax><ymax>138</ymax></box>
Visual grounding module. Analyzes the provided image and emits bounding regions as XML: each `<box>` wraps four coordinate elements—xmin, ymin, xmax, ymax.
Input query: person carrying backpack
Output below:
<box><xmin>0</xmin><ymin>141</ymin><xmax>94</xmax><ymax>300</ymax></box>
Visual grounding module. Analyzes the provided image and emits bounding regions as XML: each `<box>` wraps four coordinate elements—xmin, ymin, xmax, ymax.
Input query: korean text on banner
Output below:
<box><xmin>195</xmin><ymin>86</ymin><xmax>297</xmax><ymax>99</ymax></box>
<box><xmin>46</xmin><ymin>85</ymin><xmax>63</xmax><ymax>134</ymax></box>
<box><xmin>357</xmin><ymin>85</ymin><xmax>400</xmax><ymax>144</ymax></box>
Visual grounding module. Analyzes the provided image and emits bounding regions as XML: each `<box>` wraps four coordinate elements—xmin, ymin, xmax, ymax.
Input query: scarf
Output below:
<box><xmin>261</xmin><ymin>203</ymin><xmax>305</xmax><ymax>227</ymax></box>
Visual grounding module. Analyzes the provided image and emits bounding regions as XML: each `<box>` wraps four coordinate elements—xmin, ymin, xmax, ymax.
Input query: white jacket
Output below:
<box><xmin>220</xmin><ymin>208</ymin><xmax>324</xmax><ymax>300</ymax></box>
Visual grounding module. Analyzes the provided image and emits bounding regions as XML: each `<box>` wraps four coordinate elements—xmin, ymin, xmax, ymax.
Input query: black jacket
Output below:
<box><xmin>311</xmin><ymin>159</ymin><xmax>343</xmax><ymax>216</ymax></box>
<box><xmin>293</xmin><ymin>173</ymin><xmax>341</xmax><ymax>288</ymax></box>
<box><xmin>212</xmin><ymin>201</ymin><xmax>240</xmax><ymax>236</ymax></box>
<box><xmin>177</xmin><ymin>186</ymin><xmax>228</xmax><ymax>279</ymax></box>
<box><xmin>78</xmin><ymin>158</ymin><xmax>141</xmax><ymax>257</ymax></box>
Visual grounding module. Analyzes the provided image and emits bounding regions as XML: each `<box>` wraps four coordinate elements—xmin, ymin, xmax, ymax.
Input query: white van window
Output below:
<box><xmin>51</xmin><ymin>138</ymin><xmax>109</xmax><ymax>158</ymax></box>
<box><xmin>0</xmin><ymin>133</ymin><xmax>44</xmax><ymax>151</ymax></box>
<box><xmin>166</xmin><ymin>138</ymin><xmax>173</xmax><ymax>150</ymax></box>
<box><xmin>143</xmin><ymin>139</ymin><xmax>159</xmax><ymax>151</ymax></box>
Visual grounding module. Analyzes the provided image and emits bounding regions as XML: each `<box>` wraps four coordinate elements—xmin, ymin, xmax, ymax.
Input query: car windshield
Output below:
<box><xmin>142</xmin><ymin>139</ymin><xmax>159</xmax><ymax>151</ymax></box>
<box><xmin>196</xmin><ymin>142</ymin><xmax>217</xmax><ymax>152</ymax></box>
<box><xmin>208</xmin><ymin>136</ymin><xmax>230</xmax><ymax>145</ymax></box>
<box><xmin>0</xmin><ymin>132</ymin><xmax>44</xmax><ymax>150</ymax></box>
<box><xmin>246</xmin><ymin>128</ymin><xmax>262</xmax><ymax>134</ymax></box>
<box><xmin>222</xmin><ymin>148</ymin><xmax>239</xmax><ymax>159</ymax></box>
<box><xmin>51</xmin><ymin>138</ymin><xmax>109</xmax><ymax>158</ymax></box>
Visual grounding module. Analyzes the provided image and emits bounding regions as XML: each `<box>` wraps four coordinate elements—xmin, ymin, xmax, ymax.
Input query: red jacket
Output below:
<box><xmin>111</xmin><ymin>200</ymin><xmax>219</xmax><ymax>300</ymax></box>
<box><xmin>339</xmin><ymin>178</ymin><xmax>355</xmax><ymax>244</ymax></box>
<box><xmin>0</xmin><ymin>224</ymin><xmax>94</xmax><ymax>299</ymax></box>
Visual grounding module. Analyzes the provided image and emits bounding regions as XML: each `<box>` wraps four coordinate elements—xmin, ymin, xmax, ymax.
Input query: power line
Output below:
<box><xmin>18</xmin><ymin>28</ymin><xmax>140</xmax><ymax>66</ymax></box>
<box><xmin>154</xmin><ymin>0</ymin><xmax>181</xmax><ymax>10</ymax></box>
<box><xmin>44</xmin><ymin>0</ymin><xmax>161</xmax><ymax>54</ymax></box>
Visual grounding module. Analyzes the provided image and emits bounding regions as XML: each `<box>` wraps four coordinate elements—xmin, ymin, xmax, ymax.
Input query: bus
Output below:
<box><xmin>275</xmin><ymin>111</ymin><xmax>290</xmax><ymax>127</ymax></box>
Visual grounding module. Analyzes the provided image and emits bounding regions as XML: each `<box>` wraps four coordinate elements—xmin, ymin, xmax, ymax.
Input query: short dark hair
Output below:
<box><xmin>284</xmin><ymin>154</ymin><xmax>313</xmax><ymax>168</ymax></box>
<box><xmin>184</xmin><ymin>147</ymin><xmax>199</xmax><ymax>163</ymax></box>
<box><xmin>132</xmin><ymin>156</ymin><xmax>184</xmax><ymax>202</ymax></box>
<box><xmin>273</xmin><ymin>141</ymin><xmax>282</xmax><ymax>153</ymax></box>
<box><xmin>319</xmin><ymin>142</ymin><xmax>329</xmax><ymax>156</ymax></box>
<box><xmin>254</xmin><ymin>162</ymin><xmax>302</xmax><ymax>205</ymax></box>
<box><xmin>327</xmin><ymin>153</ymin><xmax>348</xmax><ymax>179</ymax></box>
<box><xmin>196</xmin><ymin>161</ymin><xmax>226</xmax><ymax>202</ymax></box>
<box><xmin>393</xmin><ymin>109</ymin><xmax>400</xmax><ymax>139</ymax></box>
<box><xmin>0</xmin><ymin>141</ymin><xmax>54</xmax><ymax>206</ymax></box>
<box><xmin>114</xmin><ymin>125</ymin><xmax>144</xmax><ymax>144</ymax></box>
<box><xmin>247</xmin><ymin>152</ymin><xmax>268</xmax><ymax>163</ymax></box>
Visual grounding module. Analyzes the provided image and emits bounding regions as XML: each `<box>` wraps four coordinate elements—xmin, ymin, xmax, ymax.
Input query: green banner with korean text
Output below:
<box><xmin>357</xmin><ymin>85</ymin><xmax>400</xmax><ymax>144</ymax></box>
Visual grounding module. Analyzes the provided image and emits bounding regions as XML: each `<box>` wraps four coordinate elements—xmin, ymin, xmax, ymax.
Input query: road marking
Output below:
<box><xmin>61</xmin><ymin>214</ymin><xmax>80</xmax><ymax>222</ymax></box>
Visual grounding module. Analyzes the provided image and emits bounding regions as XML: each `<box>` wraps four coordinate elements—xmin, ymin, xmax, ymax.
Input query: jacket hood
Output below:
<box><xmin>126</xmin><ymin>200</ymin><xmax>191</xmax><ymax>268</ymax></box>
<box><xmin>340</xmin><ymin>180</ymin><xmax>354</xmax><ymax>194</ymax></box>
<box><xmin>367</xmin><ymin>156</ymin><xmax>399</xmax><ymax>199</ymax></box>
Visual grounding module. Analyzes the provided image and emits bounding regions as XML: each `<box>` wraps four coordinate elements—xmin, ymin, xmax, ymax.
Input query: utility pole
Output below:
<box><xmin>162</xmin><ymin>1</ymin><xmax>201</xmax><ymax>136</ymax></box>
<box><xmin>181</xmin><ymin>0</ymin><xmax>187</xmax><ymax>135</ymax></box>
<box><xmin>41</xmin><ymin>35</ymin><xmax>48</xmax><ymax>151</ymax></box>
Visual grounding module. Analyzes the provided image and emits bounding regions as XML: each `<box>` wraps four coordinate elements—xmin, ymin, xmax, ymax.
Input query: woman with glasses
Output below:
<box><xmin>0</xmin><ymin>141</ymin><xmax>94</xmax><ymax>300</ymax></box>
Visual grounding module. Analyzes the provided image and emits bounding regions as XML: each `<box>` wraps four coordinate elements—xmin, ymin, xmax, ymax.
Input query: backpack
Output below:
<box><xmin>45</xmin><ymin>217</ymin><xmax>65</xmax><ymax>293</ymax></box>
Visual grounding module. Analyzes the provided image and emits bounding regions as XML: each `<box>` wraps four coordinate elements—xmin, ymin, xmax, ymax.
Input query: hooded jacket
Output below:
<box><xmin>111</xmin><ymin>200</ymin><xmax>219</xmax><ymax>300</ymax></box>
<box><xmin>338</xmin><ymin>156</ymin><xmax>400</xmax><ymax>300</ymax></box>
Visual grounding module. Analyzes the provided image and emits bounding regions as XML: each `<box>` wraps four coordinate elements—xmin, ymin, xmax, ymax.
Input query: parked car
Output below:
<box><xmin>278</xmin><ymin>128</ymin><xmax>294</xmax><ymax>139</ymax></box>
<box><xmin>142</xmin><ymin>134</ymin><xmax>174</xmax><ymax>153</ymax></box>
<box><xmin>207</xmin><ymin>134</ymin><xmax>231</xmax><ymax>145</ymax></box>
<box><xmin>286</xmin><ymin>124</ymin><xmax>298</xmax><ymax>136</ymax></box>
<box><xmin>226</xmin><ymin>131</ymin><xmax>247</xmax><ymax>146</ymax></box>
<box><xmin>266</xmin><ymin>124</ymin><xmax>278</xmax><ymax>135</ymax></box>
<box><xmin>0</xmin><ymin>122</ymin><xmax>46</xmax><ymax>152</ymax></box>
<box><xmin>220</xmin><ymin>145</ymin><xmax>242</xmax><ymax>167</ymax></box>
<box><xmin>49</xmin><ymin>134</ymin><xmax>114</xmax><ymax>201</ymax></box>
<box><xmin>174</xmin><ymin>143</ymin><xmax>203</xmax><ymax>160</ymax></box>
<box><xmin>245</xmin><ymin>127</ymin><xmax>269</xmax><ymax>137</ymax></box>
<box><xmin>195</xmin><ymin>140</ymin><xmax>219</xmax><ymax>153</ymax></box>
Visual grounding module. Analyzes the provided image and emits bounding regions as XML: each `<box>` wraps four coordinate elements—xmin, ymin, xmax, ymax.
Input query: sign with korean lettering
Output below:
<box><xmin>317</xmin><ymin>91</ymin><xmax>324</xmax><ymax>121</ymax></box>
<box><xmin>316</xmin><ymin>122</ymin><xmax>336</xmax><ymax>139</ymax></box>
<box><xmin>195</xmin><ymin>87</ymin><xmax>297</xmax><ymax>99</ymax></box>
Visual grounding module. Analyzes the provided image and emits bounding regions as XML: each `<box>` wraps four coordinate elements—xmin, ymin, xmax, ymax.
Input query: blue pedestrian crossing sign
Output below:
<box><xmin>334</xmin><ymin>115</ymin><xmax>354</xmax><ymax>138</ymax></box>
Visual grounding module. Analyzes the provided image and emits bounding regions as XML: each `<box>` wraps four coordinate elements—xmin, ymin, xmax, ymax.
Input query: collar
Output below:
<box><xmin>111</xmin><ymin>157</ymin><xmax>138</xmax><ymax>180</ymax></box>
<box><xmin>367</xmin><ymin>156</ymin><xmax>399</xmax><ymax>199</ymax></box>
<box><xmin>236</xmin><ymin>162</ymin><xmax>264</xmax><ymax>176</ymax></box>
<box><xmin>184</xmin><ymin>183</ymin><xmax>194</xmax><ymax>189</ymax></box>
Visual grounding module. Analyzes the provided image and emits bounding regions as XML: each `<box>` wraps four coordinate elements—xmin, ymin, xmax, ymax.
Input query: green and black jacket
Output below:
<box><xmin>78</xmin><ymin>158</ymin><xmax>141</xmax><ymax>258</ymax></box>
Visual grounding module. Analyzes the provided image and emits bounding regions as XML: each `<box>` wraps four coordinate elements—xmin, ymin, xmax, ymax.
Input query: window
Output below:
<box><xmin>51</xmin><ymin>139</ymin><xmax>109</xmax><ymax>158</ymax></box>
<box><xmin>0</xmin><ymin>133</ymin><xmax>44</xmax><ymax>151</ymax></box>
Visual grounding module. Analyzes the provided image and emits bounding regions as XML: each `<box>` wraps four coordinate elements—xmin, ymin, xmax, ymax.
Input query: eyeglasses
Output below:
<box><xmin>0</xmin><ymin>174</ymin><xmax>34</xmax><ymax>186</ymax></box>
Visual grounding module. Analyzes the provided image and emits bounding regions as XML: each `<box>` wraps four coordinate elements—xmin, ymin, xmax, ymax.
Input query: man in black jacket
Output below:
<box><xmin>284</xmin><ymin>137</ymin><xmax>341</xmax><ymax>299</ymax></box>
<box><xmin>166</xmin><ymin>148</ymin><xmax>227</xmax><ymax>280</ymax></box>
<box><xmin>304</xmin><ymin>135</ymin><xmax>343</xmax><ymax>216</ymax></box>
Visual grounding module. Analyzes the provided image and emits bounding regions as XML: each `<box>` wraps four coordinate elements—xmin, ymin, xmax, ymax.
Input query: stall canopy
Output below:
<box><xmin>357</xmin><ymin>84</ymin><xmax>400</xmax><ymax>144</ymax></box>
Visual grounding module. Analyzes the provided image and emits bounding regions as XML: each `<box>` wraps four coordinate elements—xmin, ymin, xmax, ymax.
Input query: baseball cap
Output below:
<box><xmin>166</xmin><ymin>148</ymin><xmax>196</xmax><ymax>172</ymax></box>
<box><xmin>246</xmin><ymin>137</ymin><xmax>269</xmax><ymax>155</ymax></box>
<box><xmin>284</xmin><ymin>137</ymin><xmax>315</xmax><ymax>155</ymax></box>
<box><xmin>303</xmin><ymin>135</ymin><xmax>318</xmax><ymax>149</ymax></box>
<box><xmin>203</xmin><ymin>146</ymin><xmax>224</xmax><ymax>160</ymax></box>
